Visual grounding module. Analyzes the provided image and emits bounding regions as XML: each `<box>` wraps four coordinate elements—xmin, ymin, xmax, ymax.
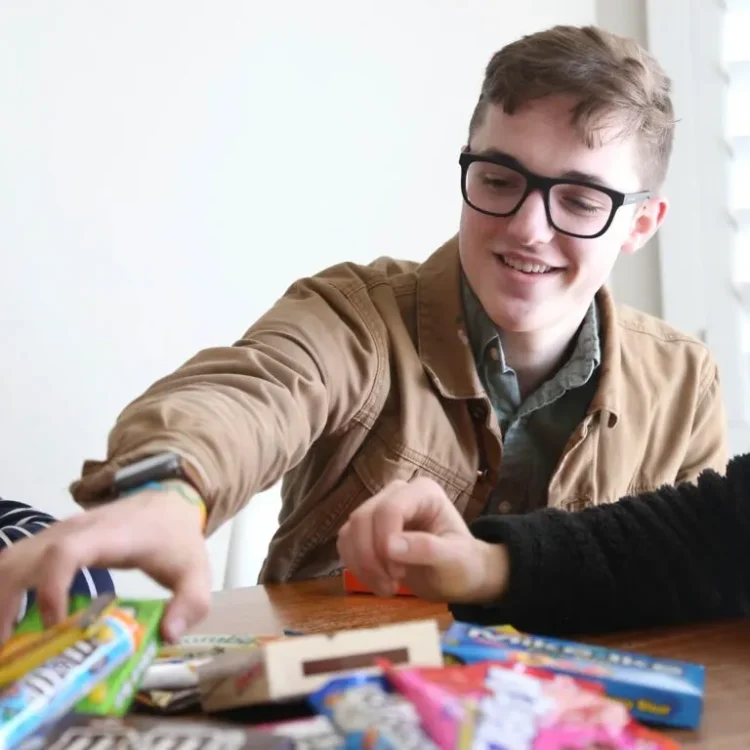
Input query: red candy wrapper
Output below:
<box><xmin>381</xmin><ymin>660</ymin><xmax>681</xmax><ymax>750</ymax></box>
<box><xmin>342</xmin><ymin>570</ymin><xmax>414</xmax><ymax>597</ymax></box>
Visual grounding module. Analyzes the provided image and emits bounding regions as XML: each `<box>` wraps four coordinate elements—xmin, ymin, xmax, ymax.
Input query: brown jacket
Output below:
<box><xmin>71</xmin><ymin>237</ymin><xmax>728</xmax><ymax>582</ymax></box>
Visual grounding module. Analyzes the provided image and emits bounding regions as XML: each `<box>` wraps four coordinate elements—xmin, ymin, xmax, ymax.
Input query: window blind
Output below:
<box><xmin>724</xmin><ymin>0</ymin><xmax>750</xmax><ymax>282</ymax></box>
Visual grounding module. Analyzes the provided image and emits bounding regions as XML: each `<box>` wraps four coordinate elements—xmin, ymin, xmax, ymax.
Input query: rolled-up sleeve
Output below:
<box><xmin>0</xmin><ymin>499</ymin><xmax>115</xmax><ymax>621</ymax></box>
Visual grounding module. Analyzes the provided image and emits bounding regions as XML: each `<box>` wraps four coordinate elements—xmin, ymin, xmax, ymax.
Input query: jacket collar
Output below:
<box><xmin>416</xmin><ymin>235</ymin><xmax>621</xmax><ymax>426</ymax></box>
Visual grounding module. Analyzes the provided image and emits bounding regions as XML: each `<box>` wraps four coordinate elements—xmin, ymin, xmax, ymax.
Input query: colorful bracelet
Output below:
<box><xmin>138</xmin><ymin>479</ymin><xmax>207</xmax><ymax>530</ymax></box>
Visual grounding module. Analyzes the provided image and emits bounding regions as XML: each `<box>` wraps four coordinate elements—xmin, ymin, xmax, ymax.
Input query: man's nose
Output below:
<box><xmin>505</xmin><ymin>190</ymin><xmax>555</xmax><ymax>245</ymax></box>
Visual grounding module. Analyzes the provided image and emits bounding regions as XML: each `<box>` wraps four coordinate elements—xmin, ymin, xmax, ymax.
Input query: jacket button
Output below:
<box><xmin>497</xmin><ymin>500</ymin><xmax>512</xmax><ymax>514</ymax></box>
<box><xmin>469</xmin><ymin>402</ymin><xmax>486</xmax><ymax>419</ymax></box>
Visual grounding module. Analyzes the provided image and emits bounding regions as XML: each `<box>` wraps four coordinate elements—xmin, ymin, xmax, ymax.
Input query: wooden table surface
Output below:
<box><xmin>194</xmin><ymin>576</ymin><xmax>750</xmax><ymax>749</ymax></box>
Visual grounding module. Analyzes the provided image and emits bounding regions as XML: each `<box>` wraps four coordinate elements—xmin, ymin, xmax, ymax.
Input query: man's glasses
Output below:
<box><xmin>459</xmin><ymin>151</ymin><xmax>651</xmax><ymax>239</ymax></box>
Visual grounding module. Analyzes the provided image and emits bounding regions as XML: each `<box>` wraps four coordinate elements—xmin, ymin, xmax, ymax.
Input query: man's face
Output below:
<box><xmin>459</xmin><ymin>96</ymin><xmax>667</xmax><ymax>334</ymax></box>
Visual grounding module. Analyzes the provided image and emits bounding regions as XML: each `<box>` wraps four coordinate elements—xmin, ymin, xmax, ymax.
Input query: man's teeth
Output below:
<box><xmin>500</xmin><ymin>255</ymin><xmax>552</xmax><ymax>274</ymax></box>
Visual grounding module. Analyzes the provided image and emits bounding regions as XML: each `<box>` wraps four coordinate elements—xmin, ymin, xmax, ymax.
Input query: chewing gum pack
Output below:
<box><xmin>198</xmin><ymin>619</ymin><xmax>443</xmax><ymax>712</ymax></box>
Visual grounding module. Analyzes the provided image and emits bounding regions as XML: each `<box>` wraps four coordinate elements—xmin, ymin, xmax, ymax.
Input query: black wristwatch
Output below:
<box><xmin>112</xmin><ymin>452</ymin><xmax>199</xmax><ymax>498</ymax></box>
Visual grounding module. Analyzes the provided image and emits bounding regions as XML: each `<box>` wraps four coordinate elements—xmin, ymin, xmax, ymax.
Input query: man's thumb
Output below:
<box><xmin>161</xmin><ymin>567</ymin><xmax>212</xmax><ymax>643</ymax></box>
<box><xmin>386</xmin><ymin>532</ymin><xmax>457</xmax><ymax>567</ymax></box>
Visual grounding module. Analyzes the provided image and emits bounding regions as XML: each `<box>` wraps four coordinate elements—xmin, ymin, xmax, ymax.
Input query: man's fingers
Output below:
<box><xmin>160</xmin><ymin>549</ymin><xmax>213</xmax><ymax>642</ymax></box>
<box><xmin>0</xmin><ymin>592</ymin><xmax>23</xmax><ymax>643</ymax></box>
<box><xmin>386</xmin><ymin>531</ymin><xmax>460</xmax><ymax>567</ymax></box>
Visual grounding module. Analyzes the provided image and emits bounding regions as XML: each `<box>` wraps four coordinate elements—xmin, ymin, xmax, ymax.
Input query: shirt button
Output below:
<box><xmin>497</xmin><ymin>500</ymin><xmax>513</xmax><ymax>514</ymax></box>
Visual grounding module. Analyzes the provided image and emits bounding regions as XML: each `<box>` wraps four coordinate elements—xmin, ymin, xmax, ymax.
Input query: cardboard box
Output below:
<box><xmin>199</xmin><ymin>619</ymin><xmax>443</xmax><ymax>712</ymax></box>
<box><xmin>441</xmin><ymin>622</ymin><xmax>705</xmax><ymax>729</ymax></box>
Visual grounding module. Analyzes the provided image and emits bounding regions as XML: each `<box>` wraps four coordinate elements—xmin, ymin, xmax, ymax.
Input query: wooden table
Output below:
<box><xmin>194</xmin><ymin>576</ymin><xmax>750</xmax><ymax>749</ymax></box>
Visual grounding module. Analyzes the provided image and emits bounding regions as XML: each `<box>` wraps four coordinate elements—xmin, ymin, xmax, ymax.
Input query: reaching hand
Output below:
<box><xmin>0</xmin><ymin>485</ymin><xmax>211</xmax><ymax>643</ymax></box>
<box><xmin>337</xmin><ymin>476</ymin><xmax>509</xmax><ymax>602</ymax></box>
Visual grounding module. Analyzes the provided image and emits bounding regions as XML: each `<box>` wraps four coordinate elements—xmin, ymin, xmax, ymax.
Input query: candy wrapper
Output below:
<box><xmin>259</xmin><ymin>715</ymin><xmax>345</xmax><ymax>749</ymax></box>
<box><xmin>342</xmin><ymin>570</ymin><xmax>414</xmax><ymax>597</ymax></box>
<box><xmin>309</xmin><ymin>673</ymin><xmax>439</xmax><ymax>749</ymax></box>
<box><xmin>158</xmin><ymin>634</ymin><xmax>278</xmax><ymax>660</ymax></box>
<box><xmin>381</xmin><ymin>660</ymin><xmax>680</xmax><ymax>750</ymax></box>
<box><xmin>75</xmin><ymin>599</ymin><xmax>164</xmax><ymax>716</ymax></box>
<box><xmin>134</xmin><ymin>686</ymin><xmax>201</xmax><ymax>714</ymax></box>
<box><xmin>0</xmin><ymin>595</ymin><xmax>116</xmax><ymax>688</ymax></box>
<box><xmin>15</xmin><ymin>713</ymin><xmax>294</xmax><ymax>749</ymax></box>
<box><xmin>442</xmin><ymin>622</ymin><xmax>705</xmax><ymax>729</ymax></box>
<box><xmin>0</xmin><ymin>608</ymin><xmax>141</xmax><ymax>749</ymax></box>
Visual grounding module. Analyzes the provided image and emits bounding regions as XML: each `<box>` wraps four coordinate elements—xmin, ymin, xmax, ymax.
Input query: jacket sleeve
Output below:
<box><xmin>675</xmin><ymin>356</ymin><xmax>728</xmax><ymax>484</ymax></box>
<box><xmin>449</xmin><ymin>453</ymin><xmax>749</xmax><ymax>636</ymax></box>
<box><xmin>0</xmin><ymin>500</ymin><xmax>115</xmax><ymax>621</ymax></box>
<box><xmin>69</xmin><ymin>272</ymin><xmax>383</xmax><ymax>535</ymax></box>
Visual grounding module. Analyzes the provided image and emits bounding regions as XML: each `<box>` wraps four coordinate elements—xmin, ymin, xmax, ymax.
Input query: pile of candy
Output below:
<box><xmin>0</xmin><ymin>594</ymin><xmax>697</xmax><ymax>749</ymax></box>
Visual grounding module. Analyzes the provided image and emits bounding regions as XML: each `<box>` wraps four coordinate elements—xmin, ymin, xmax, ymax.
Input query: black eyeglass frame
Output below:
<box><xmin>458</xmin><ymin>151</ymin><xmax>652</xmax><ymax>239</ymax></box>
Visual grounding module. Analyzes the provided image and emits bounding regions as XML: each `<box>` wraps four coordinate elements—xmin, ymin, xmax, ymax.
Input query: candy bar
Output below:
<box><xmin>0</xmin><ymin>595</ymin><xmax>116</xmax><ymax>688</ymax></box>
<box><xmin>0</xmin><ymin>608</ymin><xmax>140</xmax><ymax>749</ymax></box>
<box><xmin>441</xmin><ymin>622</ymin><xmax>705</xmax><ymax>729</ymax></box>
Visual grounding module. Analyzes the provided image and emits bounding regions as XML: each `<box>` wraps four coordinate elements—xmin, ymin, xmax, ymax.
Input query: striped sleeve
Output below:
<box><xmin>0</xmin><ymin>499</ymin><xmax>116</xmax><ymax>621</ymax></box>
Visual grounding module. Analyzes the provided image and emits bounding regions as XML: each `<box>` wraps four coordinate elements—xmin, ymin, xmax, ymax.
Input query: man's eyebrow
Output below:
<box><xmin>559</xmin><ymin>168</ymin><xmax>612</xmax><ymax>189</ymax></box>
<box><xmin>471</xmin><ymin>148</ymin><xmax>613</xmax><ymax>189</ymax></box>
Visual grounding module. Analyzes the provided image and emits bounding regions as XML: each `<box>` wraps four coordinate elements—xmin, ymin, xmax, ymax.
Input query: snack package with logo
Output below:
<box><xmin>441</xmin><ymin>622</ymin><xmax>705</xmax><ymax>729</ymax></box>
<box><xmin>0</xmin><ymin>608</ymin><xmax>141</xmax><ymax>749</ymax></box>
<box><xmin>308</xmin><ymin>673</ymin><xmax>439</xmax><ymax>749</ymax></box>
<box><xmin>0</xmin><ymin>595</ymin><xmax>116</xmax><ymax>688</ymax></box>
<box><xmin>15</xmin><ymin>713</ymin><xmax>294</xmax><ymax>750</ymax></box>
<box><xmin>75</xmin><ymin>599</ymin><xmax>164</xmax><ymax>716</ymax></box>
<box><xmin>10</xmin><ymin>596</ymin><xmax>165</xmax><ymax>718</ymax></box>
<box><xmin>381</xmin><ymin>660</ymin><xmax>681</xmax><ymax>750</ymax></box>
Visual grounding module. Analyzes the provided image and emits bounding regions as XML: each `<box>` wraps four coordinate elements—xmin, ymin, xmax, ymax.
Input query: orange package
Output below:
<box><xmin>342</xmin><ymin>569</ymin><xmax>415</xmax><ymax>596</ymax></box>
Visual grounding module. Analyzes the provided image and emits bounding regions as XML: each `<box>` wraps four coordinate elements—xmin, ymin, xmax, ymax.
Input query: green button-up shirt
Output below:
<box><xmin>461</xmin><ymin>273</ymin><xmax>602</xmax><ymax>514</ymax></box>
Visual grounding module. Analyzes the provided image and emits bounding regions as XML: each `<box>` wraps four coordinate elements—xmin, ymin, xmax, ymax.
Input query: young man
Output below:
<box><xmin>0</xmin><ymin>25</ymin><xmax>727</xmax><ymax>641</ymax></box>
<box><xmin>335</xmin><ymin>453</ymin><xmax>750</xmax><ymax>636</ymax></box>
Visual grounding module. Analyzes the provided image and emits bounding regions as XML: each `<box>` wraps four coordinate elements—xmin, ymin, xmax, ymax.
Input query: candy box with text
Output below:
<box><xmin>441</xmin><ymin>622</ymin><xmax>705</xmax><ymax>729</ymax></box>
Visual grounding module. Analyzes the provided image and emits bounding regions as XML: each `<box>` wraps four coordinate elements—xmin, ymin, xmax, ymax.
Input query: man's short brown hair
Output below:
<box><xmin>469</xmin><ymin>25</ymin><xmax>675</xmax><ymax>188</ymax></box>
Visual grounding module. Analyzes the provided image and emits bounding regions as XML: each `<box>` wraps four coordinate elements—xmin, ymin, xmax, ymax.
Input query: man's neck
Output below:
<box><xmin>499</xmin><ymin>310</ymin><xmax>589</xmax><ymax>399</ymax></box>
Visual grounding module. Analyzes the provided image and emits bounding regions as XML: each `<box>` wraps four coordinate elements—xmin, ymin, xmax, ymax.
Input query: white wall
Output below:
<box><xmin>1</xmin><ymin>1</ymin><xmax>598</xmax><ymax>597</ymax></box>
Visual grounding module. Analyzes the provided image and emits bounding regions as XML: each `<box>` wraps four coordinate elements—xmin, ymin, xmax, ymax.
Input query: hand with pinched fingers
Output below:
<box><xmin>0</xmin><ymin>489</ymin><xmax>211</xmax><ymax>643</ymax></box>
<box><xmin>336</xmin><ymin>476</ymin><xmax>509</xmax><ymax>603</ymax></box>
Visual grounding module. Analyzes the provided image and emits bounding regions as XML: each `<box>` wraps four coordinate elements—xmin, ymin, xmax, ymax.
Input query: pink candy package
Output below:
<box><xmin>380</xmin><ymin>660</ymin><xmax>681</xmax><ymax>750</ymax></box>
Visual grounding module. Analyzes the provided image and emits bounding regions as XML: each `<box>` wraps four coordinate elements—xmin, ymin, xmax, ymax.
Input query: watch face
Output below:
<box><xmin>114</xmin><ymin>453</ymin><xmax>183</xmax><ymax>494</ymax></box>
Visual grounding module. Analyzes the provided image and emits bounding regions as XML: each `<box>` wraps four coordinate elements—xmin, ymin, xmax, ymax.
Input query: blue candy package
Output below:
<box><xmin>308</xmin><ymin>673</ymin><xmax>438</xmax><ymax>749</ymax></box>
<box><xmin>441</xmin><ymin>621</ymin><xmax>705</xmax><ymax>729</ymax></box>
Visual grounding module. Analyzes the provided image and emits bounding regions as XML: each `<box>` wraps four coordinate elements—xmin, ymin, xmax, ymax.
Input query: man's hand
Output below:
<box><xmin>336</xmin><ymin>477</ymin><xmax>509</xmax><ymax>603</ymax></box>
<box><xmin>0</xmin><ymin>486</ymin><xmax>210</xmax><ymax>643</ymax></box>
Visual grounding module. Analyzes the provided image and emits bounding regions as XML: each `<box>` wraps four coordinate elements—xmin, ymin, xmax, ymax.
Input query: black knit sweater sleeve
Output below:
<box><xmin>449</xmin><ymin>454</ymin><xmax>750</xmax><ymax>636</ymax></box>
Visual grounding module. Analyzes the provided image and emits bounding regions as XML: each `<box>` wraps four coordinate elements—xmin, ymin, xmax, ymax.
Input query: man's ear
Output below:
<box><xmin>621</xmin><ymin>197</ymin><xmax>669</xmax><ymax>255</ymax></box>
